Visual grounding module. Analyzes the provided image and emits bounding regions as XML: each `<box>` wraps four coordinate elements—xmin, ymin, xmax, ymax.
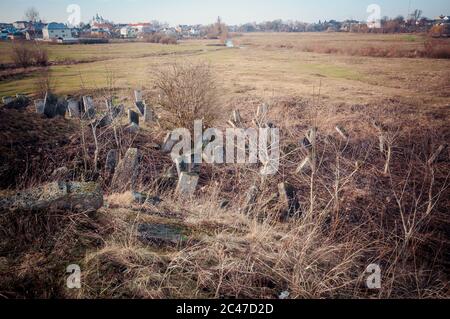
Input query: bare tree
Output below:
<box><xmin>25</xmin><ymin>7</ymin><xmax>40</xmax><ymax>23</ymax></box>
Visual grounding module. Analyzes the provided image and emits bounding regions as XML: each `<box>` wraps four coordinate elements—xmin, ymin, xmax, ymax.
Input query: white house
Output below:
<box><xmin>43</xmin><ymin>22</ymin><xmax>72</xmax><ymax>40</ymax></box>
<box><xmin>120</xmin><ymin>26</ymin><xmax>138</xmax><ymax>38</ymax></box>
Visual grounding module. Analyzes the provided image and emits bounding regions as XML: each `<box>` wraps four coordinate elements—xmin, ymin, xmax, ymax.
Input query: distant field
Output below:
<box><xmin>0</xmin><ymin>33</ymin><xmax>449</xmax><ymax>108</ymax></box>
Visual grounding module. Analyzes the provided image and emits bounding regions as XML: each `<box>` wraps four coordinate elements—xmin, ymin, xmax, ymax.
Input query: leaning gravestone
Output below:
<box><xmin>67</xmin><ymin>99</ymin><xmax>80</xmax><ymax>118</ymax></box>
<box><xmin>176</xmin><ymin>172</ymin><xmax>199</xmax><ymax>197</ymax></box>
<box><xmin>111</xmin><ymin>105</ymin><xmax>124</xmax><ymax>119</ymax></box>
<box><xmin>135</xmin><ymin>101</ymin><xmax>145</xmax><ymax>116</ymax></box>
<box><xmin>106</xmin><ymin>149</ymin><xmax>119</xmax><ymax>174</ymax></box>
<box><xmin>111</xmin><ymin>148</ymin><xmax>140</xmax><ymax>192</ymax></box>
<box><xmin>34</xmin><ymin>99</ymin><xmax>45</xmax><ymax>114</ymax></box>
<box><xmin>128</xmin><ymin>109</ymin><xmax>140</xmax><ymax>126</ymax></box>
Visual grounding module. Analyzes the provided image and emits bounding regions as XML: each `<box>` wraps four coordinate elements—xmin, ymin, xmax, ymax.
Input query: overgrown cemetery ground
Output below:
<box><xmin>0</xmin><ymin>33</ymin><xmax>449</xmax><ymax>299</ymax></box>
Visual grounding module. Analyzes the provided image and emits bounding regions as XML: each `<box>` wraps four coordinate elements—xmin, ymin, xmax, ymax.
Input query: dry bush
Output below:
<box><xmin>11</xmin><ymin>42</ymin><xmax>34</xmax><ymax>68</ymax></box>
<box><xmin>11</xmin><ymin>42</ymin><xmax>49</xmax><ymax>68</ymax></box>
<box><xmin>32</xmin><ymin>44</ymin><xmax>49</xmax><ymax>66</ymax></box>
<box><xmin>144</xmin><ymin>33</ymin><xmax>177</xmax><ymax>45</ymax></box>
<box><xmin>422</xmin><ymin>39</ymin><xmax>450</xmax><ymax>59</ymax></box>
<box><xmin>155</xmin><ymin>62</ymin><xmax>220</xmax><ymax>132</ymax></box>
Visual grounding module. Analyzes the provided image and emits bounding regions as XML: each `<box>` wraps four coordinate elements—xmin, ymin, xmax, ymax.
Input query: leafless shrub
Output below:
<box><xmin>155</xmin><ymin>62</ymin><xmax>219</xmax><ymax>132</ymax></box>
<box><xmin>11</xmin><ymin>42</ymin><xmax>34</xmax><ymax>68</ymax></box>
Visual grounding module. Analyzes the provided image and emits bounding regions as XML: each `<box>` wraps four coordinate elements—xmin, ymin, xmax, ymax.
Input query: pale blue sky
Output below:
<box><xmin>1</xmin><ymin>0</ymin><xmax>449</xmax><ymax>25</ymax></box>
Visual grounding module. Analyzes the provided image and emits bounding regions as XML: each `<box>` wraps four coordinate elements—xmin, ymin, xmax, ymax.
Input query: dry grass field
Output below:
<box><xmin>0</xmin><ymin>33</ymin><xmax>449</xmax><ymax>299</ymax></box>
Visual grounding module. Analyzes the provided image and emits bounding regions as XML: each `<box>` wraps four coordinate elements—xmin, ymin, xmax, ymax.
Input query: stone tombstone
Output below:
<box><xmin>111</xmin><ymin>105</ymin><xmax>124</xmax><ymax>119</ymax></box>
<box><xmin>56</xmin><ymin>98</ymin><xmax>68</xmax><ymax>117</ymax></box>
<box><xmin>135</xmin><ymin>101</ymin><xmax>145</xmax><ymax>116</ymax></box>
<box><xmin>43</xmin><ymin>92</ymin><xmax>58</xmax><ymax>118</ymax></box>
<box><xmin>2</xmin><ymin>96</ymin><xmax>14</xmax><ymax>105</ymax></box>
<box><xmin>134</xmin><ymin>90</ymin><xmax>143</xmax><ymax>103</ymax></box>
<box><xmin>34</xmin><ymin>99</ymin><xmax>45</xmax><ymax>114</ymax></box>
<box><xmin>96</xmin><ymin>114</ymin><xmax>112</xmax><ymax>128</ymax></box>
<box><xmin>137</xmin><ymin>223</ymin><xmax>184</xmax><ymax>247</ymax></box>
<box><xmin>111</xmin><ymin>148</ymin><xmax>140</xmax><ymax>192</ymax></box>
<box><xmin>106</xmin><ymin>149</ymin><xmax>119</xmax><ymax>173</ymax></box>
<box><xmin>143</xmin><ymin>105</ymin><xmax>154</xmax><ymax>122</ymax></box>
<box><xmin>82</xmin><ymin>96</ymin><xmax>96</xmax><ymax>118</ymax></box>
<box><xmin>176</xmin><ymin>172</ymin><xmax>199</xmax><ymax>197</ymax></box>
<box><xmin>67</xmin><ymin>99</ymin><xmax>80</xmax><ymax>118</ymax></box>
<box><xmin>128</xmin><ymin>109</ymin><xmax>140</xmax><ymax>126</ymax></box>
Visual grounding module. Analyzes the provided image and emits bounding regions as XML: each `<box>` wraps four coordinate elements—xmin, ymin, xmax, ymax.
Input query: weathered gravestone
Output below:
<box><xmin>95</xmin><ymin>114</ymin><xmax>112</xmax><ymax>128</ymax></box>
<box><xmin>2</xmin><ymin>96</ymin><xmax>14</xmax><ymax>105</ymax></box>
<box><xmin>82</xmin><ymin>96</ymin><xmax>96</xmax><ymax>118</ymax></box>
<box><xmin>105</xmin><ymin>149</ymin><xmax>119</xmax><ymax>174</ymax></box>
<box><xmin>143</xmin><ymin>105</ymin><xmax>155</xmax><ymax>122</ymax></box>
<box><xmin>176</xmin><ymin>172</ymin><xmax>199</xmax><ymax>197</ymax></box>
<box><xmin>111</xmin><ymin>105</ymin><xmax>124</xmax><ymax>119</ymax></box>
<box><xmin>137</xmin><ymin>223</ymin><xmax>185</xmax><ymax>247</ymax></box>
<box><xmin>67</xmin><ymin>99</ymin><xmax>81</xmax><ymax>118</ymax></box>
<box><xmin>128</xmin><ymin>109</ymin><xmax>140</xmax><ymax>126</ymax></box>
<box><xmin>43</xmin><ymin>92</ymin><xmax>58</xmax><ymax>118</ymax></box>
<box><xmin>111</xmin><ymin>148</ymin><xmax>140</xmax><ymax>192</ymax></box>
<box><xmin>34</xmin><ymin>99</ymin><xmax>45</xmax><ymax>114</ymax></box>
<box><xmin>4</xmin><ymin>94</ymin><xmax>30</xmax><ymax>110</ymax></box>
<box><xmin>55</xmin><ymin>98</ymin><xmax>68</xmax><ymax>117</ymax></box>
<box><xmin>135</xmin><ymin>101</ymin><xmax>145</xmax><ymax>116</ymax></box>
<box><xmin>134</xmin><ymin>90</ymin><xmax>143</xmax><ymax>103</ymax></box>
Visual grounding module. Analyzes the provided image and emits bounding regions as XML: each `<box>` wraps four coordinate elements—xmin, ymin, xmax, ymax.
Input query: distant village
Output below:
<box><xmin>0</xmin><ymin>12</ymin><xmax>449</xmax><ymax>44</ymax></box>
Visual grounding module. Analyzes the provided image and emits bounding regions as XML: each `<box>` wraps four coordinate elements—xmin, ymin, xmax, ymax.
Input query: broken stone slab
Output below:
<box><xmin>34</xmin><ymin>99</ymin><xmax>45</xmax><ymax>114</ymax></box>
<box><xmin>134</xmin><ymin>90</ymin><xmax>143</xmax><ymax>103</ymax></box>
<box><xmin>0</xmin><ymin>181</ymin><xmax>103</xmax><ymax>213</ymax></box>
<box><xmin>106</xmin><ymin>149</ymin><xmax>119</xmax><ymax>174</ymax></box>
<box><xmin>137</xmin><ymin>223</ymin><xmax>185</xmax><ymax>247</ymax></box>
<box><xmin>128</xmin><ymin>109</ymin><xmax>140</xmax><ymax>126</ymax></box>
<box><xmin>2</xmin><ymin>96</ymin><xmax>14</xmax><ymax>105</ymax></box>
<box><xmin>67</xmin><ymin>99</ymin><xmax>81</xmax><ymax>118</ymax></box>
<box><xmin>176</xmin><ymin>172</ymin><xmax>199</xmax><ymax>197</ymax></box>
<box><xmin>4</xmin><ymin>94</ymin><xmax>30</xmax><ymax>110</ymax></box>
<box><xmin>278</xmin><ymin>182</ymin><xmax>301</xmax><ymax>218</ymax></box>
<box><xmin>111</xmin><ymin>148</ymin><xmax>140</xmax><ymax>192</ymax></box>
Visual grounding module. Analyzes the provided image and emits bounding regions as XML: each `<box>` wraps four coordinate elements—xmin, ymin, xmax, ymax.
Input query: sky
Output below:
<box><xmin>0</xmin><ymin>0</ymin><xmax>449</xmax><ymax>25</ymax></box>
